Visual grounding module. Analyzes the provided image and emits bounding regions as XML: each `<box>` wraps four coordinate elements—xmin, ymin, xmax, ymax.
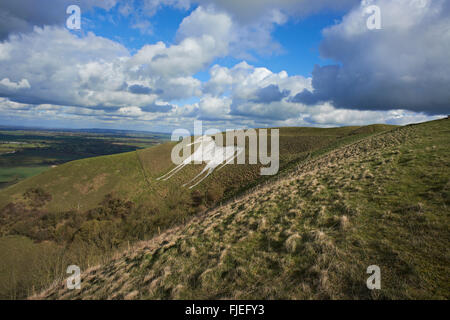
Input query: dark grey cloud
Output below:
<box><xmin>289</xmin><ymin>86</ymin><xmax>319</xmax><ymax>106</ymax></box>
<box><xmin>295</xmin><ymin>0</ymin><xmax>450</xmax><ymax>115</ymax></box>
<box><xmin>0</xmin><ymin>94</ymin><xmax>56</xmax><ymax>107</ymax></box>
<box><xmin>0</xmin><ymin>0</ymin><xmax>116</xmax><ymax>39</ymax></box>
<box><xmin>116</xmin><ymin>0</ymin><xmax>361</xmax><ymax>24</ymax></box>
<box><xmin>151</xmin><ymin>54</ymin><xmax>169</xmax><ymax>62</ymax></box>
<box><xmin>128</xmin><ymin>84</ymin><xmax>163</xmax><ymax>95</ymax></box>
<box><xmin>193</xmin><ymin>0</ymin><xmax>360</xmax><ymax>23</ymax></box>
<box><xmin>251</xmin><ymin>84</ymin><xmax>290</xmax><ymax>104</ymax></box>
<box><xmin>141</xmin><ymin>103</ymin><xmax>174</xmax><ymax>113</ymax></box>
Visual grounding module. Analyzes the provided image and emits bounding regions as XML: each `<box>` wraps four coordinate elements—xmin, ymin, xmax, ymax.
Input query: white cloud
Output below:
<box><xmin>204</xmin><ymin>61</ymin><xmax>311</xmax><ymax>105</ymax></box>
<box><xmin>129</xmin><ymin>6</ymin><xmax>235</xmax><ymax>78</ymax></box>
<box><xmin>305</xmin><ymin>106</ymin><xmax>444</xmax><ymax>127</ymax></box>
<box><xmin>0</xmin><ymin>6</ymin><xmax>284</xmax><ymax>112</ymax></box>
<box><xmin>0</xmin><ymin>78</ymin><xmax>30</xmax><ymax>90</ymax></box>
<box><xmin>0</xmin><ymin>26</ymin><xmax>205</xmax><ymax>109</ymax></box>
<box><xmin>130</xmin><ymin>37</ymin><xmax>224</xmax><ymax>78</ymax></box>
<box><xmin>176</xmin><ymin>5</ymin><xmax>232</xmax><ymax>41</ymax></box>
<box><xmin>198</xmin><ymin>95</ymin><xmax>231</xmax><ymax>120</ymax></box>
<box><xmin>118</xmin><ymin>106</ymin><xmax>144</xmax><ymax>117</ymax></box>
<box><xmin>0</xmin><ymin>0</ymin><xmax>444</xmax><ymax>131</ymax></box>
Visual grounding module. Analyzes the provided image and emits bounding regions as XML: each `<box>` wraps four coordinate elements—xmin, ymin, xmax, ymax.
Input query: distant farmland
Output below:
<box><xmin>0</xmin><ymin>128</ymin><xmax>170</xmax><ymax>189</ymax></box>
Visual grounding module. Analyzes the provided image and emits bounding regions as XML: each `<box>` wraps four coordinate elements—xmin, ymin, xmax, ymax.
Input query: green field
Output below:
<box><xmin>0</xmin><ymin>128</ymin><xmax>169</xmax><ymax>189</ymax></box>
<box><xmin>0</xmin><ymin>167</ymin><xmax>51</xmax><ymax>189</ymax></box>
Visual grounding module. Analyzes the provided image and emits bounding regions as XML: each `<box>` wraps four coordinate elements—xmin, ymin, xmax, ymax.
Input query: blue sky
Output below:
<box><xmin>83</xmin><ymin>5</ymin><xmax>190</xmax><ymax>52</ymax></box>
<box><xmin>82</xmin><ymin>5</ymin><xmax>342</xmax><ymax>78</ymax></box>
<box><xmin>0</xmin><ymin>0</ymin><xmax>447</xmax><ymax>132</ymax></box>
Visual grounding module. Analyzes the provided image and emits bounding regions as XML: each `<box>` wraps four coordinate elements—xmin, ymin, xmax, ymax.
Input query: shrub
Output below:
<box><xmin>191</xmin><ymin>190</ymin><xmax>204</xmax><ymax>207</ymax></box>
<box><xmin>23</xmin><ymin>188</ymin><xmax>52</xmax><ymax>207</ymax></box>
<box><xmin>206</xmin><ymin>185</ymin><xmax>224</xmax><ymax>204</ymax></box>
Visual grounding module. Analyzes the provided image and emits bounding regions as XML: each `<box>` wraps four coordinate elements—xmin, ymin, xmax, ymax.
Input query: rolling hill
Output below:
<box><xmin>0</xmin><ymin>125</ymin><xmax>393</xmax><ymax>212</ymax></box>
<box><xmin>28</xmin><ymin>118</ymin><xmax>450</xmax><ymax>300</ymax></box>
<box><xmin>3</xmin><ymin>121</ymin><xmax>446</xmax><ymax>299</ymax></box>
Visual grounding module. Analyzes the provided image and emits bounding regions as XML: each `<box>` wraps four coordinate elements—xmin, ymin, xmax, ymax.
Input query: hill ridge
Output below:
<box><xmin>33</xmin><ymin>119</ymin><xmax>450</xmax><ymax>299</ymax></box>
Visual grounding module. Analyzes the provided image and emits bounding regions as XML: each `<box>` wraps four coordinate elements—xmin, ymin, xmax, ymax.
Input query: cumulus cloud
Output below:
<box><xmin>197</xmin><ymin>60</ymin><xmax>442</xmax><ymax>126</ymax></box>
<box><xmin>0</xmin><ymin>26</ymin><xmax>141</xmax><ymax>108</ymax></box>
<box><xmin>0</xmin><ymin>25</ymin><xmax>206</xmax><ymax>110</ymax></box>
<box><xmin>0</xmin><ymin>0</ymin><xmax>444</xmax><ymax>131</ymax></box>
<box><xmin>130</xmin><ymin>7</ymin><xmax>232</xmax><ymax>78</ymax></box>
<box><xmin>127</xmin><ymin>5</ymin><xmax>289</xmax><ymax>76</ymax></box>
<box><xmin>204</xmin><ymin>61</ymin><xmax>311</xmax><ymax>99</ymax></box>
<box><xmin>201</xmin><ymin>62</ymin><xmax>307</xmax><ymax>121</ymax></box>
<box><xmin>293</xmin><ymin>0</ymin><xmax>450</xmax><ymax>114</ymax></box>
<box><xmin>198</xmin><ymin>96</ymin><xmax>231</xmax><ymax>120</ymax></box>
<box><xmin>176</xmin><ymin>5</ymin><xmax>232</xmax><ymax>41</ymax></box>
<box><xmin>123</xmin><ymin>1</ymin><xmax>362</xmax><ymax>57</ymax></box>
<box><xmin>202</xmin><ymin>61</ymin><xmax>311</xmax><ymax>118</ymax></box>
<box><xmin>0</xmin><ymin>6</ymin><xmax>237</xmax><ymax>125</ymax></box>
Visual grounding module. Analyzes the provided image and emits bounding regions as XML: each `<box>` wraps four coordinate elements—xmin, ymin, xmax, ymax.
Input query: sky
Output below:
<box><xmin>0</xmin><ymin>0</ymin><xmax>448</xmax><ymax>133</ymax></box>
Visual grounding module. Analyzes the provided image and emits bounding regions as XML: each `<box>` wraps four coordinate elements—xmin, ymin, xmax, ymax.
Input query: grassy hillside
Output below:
<box><xmin>0</xmin><ymin>126</ymin><xmax>372</xmax><ymax>210</ymax></box>
<box><xmin>33</xmin><ymin>118</ymin><xmax>449</xmax><ymax>300</ymax></box>
<box><xmin>0</xmin><ymin>124</ymin><xmax>396</xmax><ymax>299</ymax></box>
<box><xmin>0</xmin><ymin>125</ymin><xmax>394</xmax><ymax>212</ymax></box>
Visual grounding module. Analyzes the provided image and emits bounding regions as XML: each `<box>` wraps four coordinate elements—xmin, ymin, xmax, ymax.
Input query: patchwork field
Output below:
<box><xmin>0</xmin><ymin>128</ymin><xmax>169</xmax><ymax>189</ymax></box>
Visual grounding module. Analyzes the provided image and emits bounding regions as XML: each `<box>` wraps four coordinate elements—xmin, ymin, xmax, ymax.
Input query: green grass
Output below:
<box><xmin>0</xmin><ymin>123</ymin><xmax>399</xmax><ymax>299</ymax></box>
<box><xmin>32</xmin><ymin>118</ymin><xmax>449</xmax><ymax>300</ymax></box>
<box><xmin>0</xmin><ymin>166</ymin><xmax>51</xmax><ymax>188</ymax></box>
<box><xmin>0</xmin><ymin>236</ymin><xmax>62</xmax><ymax>299</ymax></box>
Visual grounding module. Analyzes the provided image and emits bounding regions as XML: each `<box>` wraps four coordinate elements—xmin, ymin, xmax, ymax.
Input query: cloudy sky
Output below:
<box><xmin>0</xmin><ymin>0</ymin><xmax>448</xmax><ymax>132</ymax></box>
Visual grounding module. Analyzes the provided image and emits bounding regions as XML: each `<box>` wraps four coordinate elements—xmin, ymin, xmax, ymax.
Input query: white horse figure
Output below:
<box><xmin>157</xmin><ymin>136</ymin><xmax>244</xmax><ymax>189</ymax></box>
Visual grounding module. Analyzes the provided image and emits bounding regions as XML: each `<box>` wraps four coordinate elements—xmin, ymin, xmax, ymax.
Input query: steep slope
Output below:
<box><xmin>1</xmin><ymin>125</ymin><xmax>396</xmax><ymax>299</ymax></box>
<box><xmin>35</xmin><ymin>119</ymin><xmax>449</xmax><ymax>300</ymax></box>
